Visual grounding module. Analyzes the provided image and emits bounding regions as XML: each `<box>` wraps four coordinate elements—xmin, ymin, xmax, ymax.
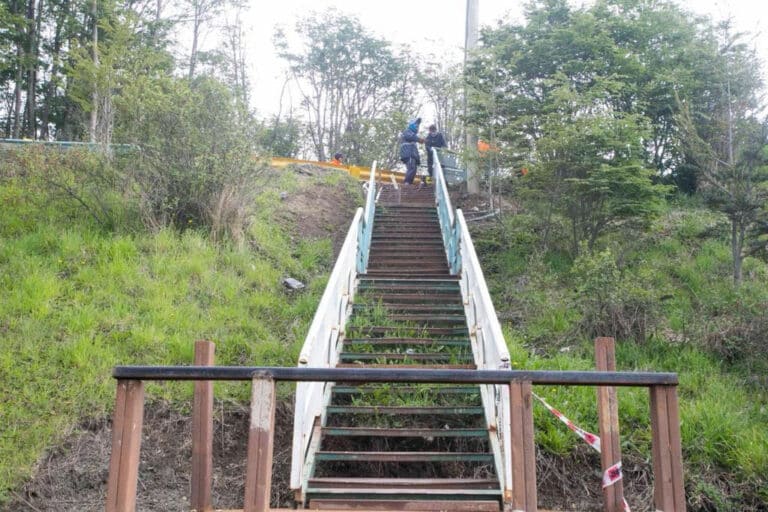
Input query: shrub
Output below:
<box><xmin>1</xmin><ymin>146</ymin><xmax>136</xmax><ymax>232</ymax></box>
<box><xmin>571</xmin><ymin>248</ymin><xmax>660</xmax><ymax>342</ymax></box>
<box><xmin>121</xmin><ymin>77</ymin><xmax>265</xmax><ymax>242</ymax></box>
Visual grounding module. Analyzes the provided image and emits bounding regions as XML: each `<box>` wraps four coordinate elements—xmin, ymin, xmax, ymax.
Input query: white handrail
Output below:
<box><xmin>455</xmin><ymin>208</ymin><xmax>512</xmax><ymax>498</ymax></box>
<box><xmin>290</xmin><ymin>208</ymin><xmax>362</xmax><ymax>491</ymax></box>
<box><xmin>290</xmin><ymin>161</ymin><xmax>377</xmax><ymax>495</ymax></box>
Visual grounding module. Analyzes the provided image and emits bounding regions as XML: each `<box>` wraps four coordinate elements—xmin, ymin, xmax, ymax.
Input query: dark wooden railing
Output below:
<box><xmin>105</xmin><ymin>340</ymin><xmax>686</xmax><ymax>512</ymax></box>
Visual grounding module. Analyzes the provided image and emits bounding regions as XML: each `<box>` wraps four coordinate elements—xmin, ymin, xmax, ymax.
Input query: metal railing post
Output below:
<box><xmin>106</xmin><ymin>379</ymin><xmax>145</xmax><ymax>512</ymax></box>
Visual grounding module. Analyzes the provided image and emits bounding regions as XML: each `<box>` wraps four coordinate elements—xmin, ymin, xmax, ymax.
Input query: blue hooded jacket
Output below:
<box><xmin>399</xmin><ymin>118</ymin><xmax>421</xmax><ymax>162</ymax></box>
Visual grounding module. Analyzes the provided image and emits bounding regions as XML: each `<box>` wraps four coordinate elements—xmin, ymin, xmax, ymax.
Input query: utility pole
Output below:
<box><xmin>464</xmin><ymin>0</ymin><xmax>480</xmax><ymax>194</ymax></box>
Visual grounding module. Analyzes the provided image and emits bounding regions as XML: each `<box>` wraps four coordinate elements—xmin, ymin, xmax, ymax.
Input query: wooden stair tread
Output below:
<box><xmin>307</xmin><ymin>499</ymin><xmax>501</xmax><ymax>511</ymax></box>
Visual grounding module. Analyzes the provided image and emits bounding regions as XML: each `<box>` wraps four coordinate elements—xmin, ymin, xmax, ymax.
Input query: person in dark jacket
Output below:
<box><xmin>424</xmin><ymin>124</ymin><xmax>446</xmax><ymax>184</ymax></box>
<box><xmin>399</xmin><ymin>118</ymin><xmax>423</xmax><ymax>184</ymax></box>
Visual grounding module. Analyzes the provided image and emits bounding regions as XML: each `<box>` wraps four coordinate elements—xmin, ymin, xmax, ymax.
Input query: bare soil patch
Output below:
<box><xmin>270</xmin><ymin>165</ymin><xmax>361</xmax><ymax>256</ymax></box>
<box><xmin>7</xmin><ymin>400</ymin><xmax>662</xmax><ymax>512</ymax></box>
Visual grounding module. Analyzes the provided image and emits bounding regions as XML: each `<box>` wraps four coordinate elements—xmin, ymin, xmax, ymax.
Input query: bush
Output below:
<box><xmin>571</xmin><ymin>248</ymin><xmax>660</xmax><ymax>342</ymax></box>
<box><xmin>120</xmin><ymin>77</ymin><xmax>265</xmax><ymax>242</ymax></box>
<box><xmin>1</xmin><ymin>146</ymin><xmax>137</xmax><ymax>232</ymax></box>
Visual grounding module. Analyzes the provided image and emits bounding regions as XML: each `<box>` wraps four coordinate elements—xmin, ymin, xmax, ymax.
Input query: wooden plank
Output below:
<box><xmin>650</xmin><ymin>386</ymin><xmax>674</xmax><ymax>511</ymax></box>
<box><xmin>520</xmin><ymin>381</ymin><xmax>537</xmax><ymax>512</ymax></box>
<box><xmin>509</xmin><ymin>381</ymin><xmax>537</xmax><ymax>511</ymax></box>
<box><xmin>595</xmin><ymin>337</ymin><xmax>624</xmax><ymax>512</ymax></box>
<box><xmin>665</xmin><ymin>387</ymin><xmax>687</xmax><ymax>511</ymax></box>
<box><xmin>105</xmin><ymin>379</ymin><xmax>145</xmax><ymax>512</ymax></box>
<box><xmin>307</xmin><ymin>499</ymin><xmax>501</xmax><ymax>511</ymax></box>
<box><xmin>244</xmin><ymin>375</ymin><xmax>276</xmax><ymax>512</ymax></box>
<box><xmin>192</xmin><ymin>340</ymin><xmax>215</xmax><ymax>512</ymax></box>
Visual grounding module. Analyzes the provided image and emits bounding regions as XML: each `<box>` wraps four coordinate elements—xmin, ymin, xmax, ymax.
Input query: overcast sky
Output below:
<box><xmin>231</xmin><ymin>0</ymin><xmax>768</xmax><ymax>117</ymax></box>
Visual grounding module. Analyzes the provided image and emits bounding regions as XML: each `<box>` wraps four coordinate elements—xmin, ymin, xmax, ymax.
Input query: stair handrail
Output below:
<box><xmin>455</xmin><ymin>208</ymin><xmax>513</xmax><ymax>497</ymax></box>
<box><xmin>432</xmin><ymin>149</ymin><xmax>460</xmax><ymax>273</ymax></box>
<box><xmin>290</xmin><ymin>161</ymin><xmax>377</xmax><ymax>492</ymax></box>
<box><xmin>433</xmin><ymin>149</ymin><xmax>513</xmax><ymax>498</ymax></box>
<box><xmin>357</xmin><ymin>161</ymin><xmax>377</xmax><ymax>273</ymax></box>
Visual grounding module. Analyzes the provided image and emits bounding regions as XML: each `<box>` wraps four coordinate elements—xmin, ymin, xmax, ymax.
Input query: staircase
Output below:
<box><xmin>302</xmin><ymin>185</ymin><xmax>503</xmax><ymax>511</ymax></box>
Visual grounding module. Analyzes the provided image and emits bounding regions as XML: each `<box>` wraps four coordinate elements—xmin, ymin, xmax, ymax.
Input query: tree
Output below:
<box><xmin>182</xmin><ymin>0</ymin><xmax>229</xmax><ymax>80</ymax></box>
<box><xmin>275</xmin><ymin>10</ymin><xmax>416</xmax><ymax>164</ymax></box>
<box><xmin>256</xmin><ymin>114</ymin><xmax>303</xmax><ymax>158</ymax></box>
<box><xmin>467</xmin><ymin>0</ymin><xmax>669</xmax><ymax>254</ymax></box>
<box><xmin>676</xmin><ymin>23</ymin><xmax>766</xmax><ymax>284</ymax></box>
<box><xmin>416</xmin><ymin>59</ymin><xmax>464</xmax><ymax>149</ymax></box>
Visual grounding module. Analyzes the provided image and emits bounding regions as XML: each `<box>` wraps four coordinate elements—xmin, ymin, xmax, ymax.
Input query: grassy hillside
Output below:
<box><xmin>471</xmin><ymin>203</ymin><xmax>768</xmax><ymax>510</ymax></box>
<box><xmin>0</xmin><ymin>149</ymin><xmax>360</xmax><ymax>504</ymax></box>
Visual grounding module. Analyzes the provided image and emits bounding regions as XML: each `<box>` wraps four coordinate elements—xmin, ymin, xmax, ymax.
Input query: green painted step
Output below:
<box><xmin>314</xmin><ymin>451</ymin><xmax>494</xmax><ymax>463</ymax></box>
<box><xmin>338</xmin><ymin>353</ymin><xmax>474</xmax><ymax>363</ymax></box>
<box><xmin>332</xmin><ymin>385</ymin><xmax>480</xmax><ymax>396</ymax></box>
<box><xmin>326</xmin><ymin>405</ymin><xmax>483</xmax><ymax>415</ymax></box>
<box><xmin>352</xmin><ymin>304</ymin><xmax>465</xmax><ymax>312</ymax></box>
<box><xmin>320</xmin><ymin>427</ymin><xmax>487</xmax><ymax>438</ymax></box>
<box><xmin>349</xmin><ymin>326</ymin><xmax>469</xmax><ymax>336</ymax></box>
<box><xmin>343</xmin><ymin>338</ymin><xmax>469</xmax><ymax>346</ymax></box>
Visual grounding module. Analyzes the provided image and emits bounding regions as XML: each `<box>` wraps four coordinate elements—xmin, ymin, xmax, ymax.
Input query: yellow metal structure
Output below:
<box><xmin>271</xmin><ymin>157</ymin><xmax>406</xmax><ymax>183</ymax></box>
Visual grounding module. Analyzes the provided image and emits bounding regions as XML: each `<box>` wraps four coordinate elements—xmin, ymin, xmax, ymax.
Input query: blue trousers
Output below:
<box><xmin>404</xmin><ymin>157</ymin><xmax>418</xmax><ymax>184</ymax></box>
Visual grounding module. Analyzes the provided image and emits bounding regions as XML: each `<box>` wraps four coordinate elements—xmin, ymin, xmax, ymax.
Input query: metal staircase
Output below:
<box><xmin>291</xmin><ymin>158</ymin><xmax>513</xmax><ymax>510</ymax></box>
<box><xmin>306</xmin><ymin>196</ymin><xmax>500</xmax><ymax>509</ymax></box>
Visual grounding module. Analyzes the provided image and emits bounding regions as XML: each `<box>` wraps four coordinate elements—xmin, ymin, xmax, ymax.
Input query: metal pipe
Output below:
<box><xmin>112</xmin><ymin>366</ymin><xmax>678</xmax><ymax>386</ymax></box>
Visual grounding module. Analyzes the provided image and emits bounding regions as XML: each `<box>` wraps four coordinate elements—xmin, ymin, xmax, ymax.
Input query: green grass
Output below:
<box><xmin>480</xmin><ymin>205</ymin><xmax>768</xmax><ymax>507</ymax></box>
<box><xmin>0</xmin><ymin>164</ymin><xmax>359</xmax><ymax>503</ymax></box>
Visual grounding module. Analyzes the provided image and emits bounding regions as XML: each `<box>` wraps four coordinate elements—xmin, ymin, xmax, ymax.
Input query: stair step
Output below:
<box><xmin>307</xmin><ymin>488</ymin><xmax>500</xmax><ymax>497</ymax></box>
<box><xmin>314</xmin><ymin>451</ymin><xmax>494</xmax><ymax>462</ymax></box>
<box><xmin>320</xmin><ymin>427</ymin><xmax>488</xmax><ymax>438</ymax></box>
<box><xmin>307</xmin><ymin>498</ymin><xmax>501</xmax><ymax>511</ymax></box>
<box><xmin>368</xmin><ymin>257</ymin><xmax>447</xmax><ymax>264</ymax></box>
<box><xmin>332</xmin><ymin>385</ymin><xmax>480</xmax><ymax>396</ymax></box>
<box><xmin>352</xmin><ymin>304</ymin><xmax>464</xmax><ymax>312</ymax></box>
<box><xmin>358</xmin><ymin>294</ymin><xmax>463</xmax><ymax>304</ymax></box>
<box><xmin>350</xmin><ymin>326</ymin><xmax>469</xmax><ymax>336</ymax></box>
<box><xmin>339</xmin><ymin>353</ymin><xmax>474</xmax><ymax>363</ymax></box>
<box><xmin>375</xmin><ymin>314</ymin><xmax>465</xmax><ymax>322</ymax></box>
<box><xmin>327</xmin><ymin>406</ymin><xmax>483</xmax><ymax>415</ymax></box>
<box><xmin>336</xmin><ymin>363</ymin><xmax>476</xmax><ymax>369</ymax></box>
<box><xmin>365</xmin><ymin>270</ymin><xmax>452</xmax><ymax>277</ymax></box>
<box><xmin>365</xmin><ymin>265</ymin><xmax>449</xmax><ymax>271</ymax></box>
<box><xmin>343</xmin><ymin>338</ymin><xmax>469</xmax><ymax>346</ymax></box>
<box><xmin>358</xmin><ymin>276</ymin><xmax>459</xmax><ymax>283</ymax></box>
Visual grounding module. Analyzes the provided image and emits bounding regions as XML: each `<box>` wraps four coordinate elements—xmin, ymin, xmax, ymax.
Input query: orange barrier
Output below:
<box><xmin>270</xmin><ymin>157</ymin><xmax>406</xmax><ymax>183</ymax></box>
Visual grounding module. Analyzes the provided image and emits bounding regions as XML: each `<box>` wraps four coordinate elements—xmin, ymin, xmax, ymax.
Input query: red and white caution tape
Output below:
<box><xmin>533</xmin><ymin>392</ymin><xmax>602</xmax><ymax>452</ymax></box>
<box><xmin>532</xmin><ymin>392</ymin><xmax>631</xmax><ymax>512</ymax></box>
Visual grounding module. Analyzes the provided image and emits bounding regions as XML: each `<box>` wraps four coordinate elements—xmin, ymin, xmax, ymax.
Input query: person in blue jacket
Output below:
<box><xmin>424</xmin><ymin>124</ymin><xmax>446</xmax><ymax>184</ymax></box>
<box><xmin>399</xmin><ymin>118</ymin><xmax>424</xmax><ymax>184</ymax></box>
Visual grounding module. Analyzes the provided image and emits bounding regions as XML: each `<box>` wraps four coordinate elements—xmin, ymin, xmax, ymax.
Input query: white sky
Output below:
<box><xmin>235</xmin><ymin>0</ymin><xmax>768</xmax><ymax>117</ymax></box>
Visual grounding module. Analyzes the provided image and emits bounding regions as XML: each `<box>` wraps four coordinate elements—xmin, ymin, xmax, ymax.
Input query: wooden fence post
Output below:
<box><xmin>509</xmin><ymin>380</ymin><xmax>537</xmax><ymax>511</ymax></box>
<box><xmin>244</xmin><ymin>374</ymin><xmax>276</xmax><ymax>512</ymax></box>
<box><xmin>650</xmin><ymin>385</ymin><xmax>686</xmax><ymax>512</ymax></box>
<box><xmin>106</xmin><ymin>379</ymin><xmax>145</xmax><ymax>512</ymax></box>
<box><xmin>595</xmin><ymin>337</ymin><xmax>625</xmax><ymax>512</ymax></box>
<box><xmin>191</xmin><ymin>340</ymin><xmax>215</xmax><ymax>512</ymax></box>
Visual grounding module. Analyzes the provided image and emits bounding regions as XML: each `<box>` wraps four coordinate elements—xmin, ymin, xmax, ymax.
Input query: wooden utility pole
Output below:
<box><xmin>464</xmin><ymin>0</ymin><xmax>480</xmax><ymax>194</ymax></box>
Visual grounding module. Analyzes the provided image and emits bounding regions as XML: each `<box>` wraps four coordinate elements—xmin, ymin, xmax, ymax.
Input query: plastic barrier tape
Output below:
<box><xmin>533</xmin><ymin>392</ymin><xmax>631</xmax><ymax>512</ymax></box>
